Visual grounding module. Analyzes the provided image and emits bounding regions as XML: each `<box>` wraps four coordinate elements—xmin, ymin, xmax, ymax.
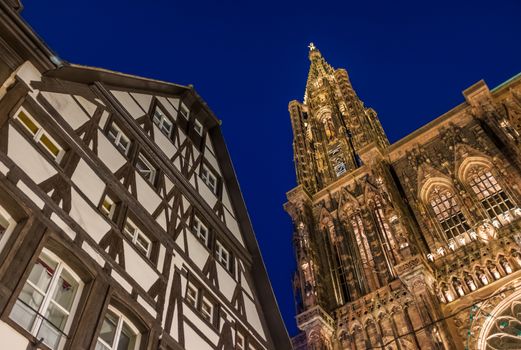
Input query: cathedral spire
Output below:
<box><xmin>289</xmin><ymin>45</ymin><xmax>389</xmax><ymax>194</ymax></box>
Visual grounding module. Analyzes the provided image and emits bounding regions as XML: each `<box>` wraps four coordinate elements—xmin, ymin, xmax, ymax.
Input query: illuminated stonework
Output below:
<box><xmin>285</xmin><ymin>44</ymin><xmax>521</xmax><ymax>349</ymax></box>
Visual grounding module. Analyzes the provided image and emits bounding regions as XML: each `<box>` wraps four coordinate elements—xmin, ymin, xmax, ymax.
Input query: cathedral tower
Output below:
<box><xmin>286</xmin><ymin>44</ymin><xmax>521</xmax><ymax>349</ymax></box>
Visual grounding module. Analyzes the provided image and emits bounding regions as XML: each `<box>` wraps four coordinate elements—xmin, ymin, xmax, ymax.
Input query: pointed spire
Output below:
<box><xmin>304</xmin><ymin>43</ymin><xmax>334</xmax><ymax>102</ymax></box>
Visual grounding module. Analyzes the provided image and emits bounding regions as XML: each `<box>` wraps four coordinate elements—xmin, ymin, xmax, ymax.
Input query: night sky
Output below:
<box><xmin>21</xmin><ymin>0</ymin><xmax>520</xmax><ymax>337</ymax></box>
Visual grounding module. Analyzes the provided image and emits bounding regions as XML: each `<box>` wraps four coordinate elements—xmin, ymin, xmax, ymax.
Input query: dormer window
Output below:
<box><xmin>201</xmin><ymin>164</ymin><xmax>218</xmax><ymax>195</ymax></box>
<box><xmin>107</xmin><ymin>122</ymin><xmax>131</xmax><ymax>156</ymax></box>
<box><xmin>216</xmin><ymin>241</ymin><xmax>230</xmax><ymax>271</ymax></box>
<box><xmin>152</xmin><ymin>108</ymin><xmax>173</xmax><ymax>137</ymax></box>
<box><xmin>179</xmin><ymin>103</ymin><xmax>189</xmax><ymax>120</ymax></box>
<box><xmin>193</xmin><ymin>216</ymin><xmax>209</xmax><ymax>246</ymax></box>
<box><xmin>136</xmin><ymin>153</ymin><xmax>157</xmax><ymax>185</ymax></box>
<box><xmin>15</xmin><ymin>108</ymin><xmax>65</xmax><ymax>162</ymax></box>
<box><xmin>194</xmin><ymin>119</ymin><xmax>203</xmax><ymax>135</ymax></box>
<box><xmin>100</xmin><ymin>195</ymin><xmax>116</xmax><ymax>219</ymax></box>
<box><xmin>123</xmin><ymin>219</ymin><xmax>151</xmax><ymax>258</ymax></box>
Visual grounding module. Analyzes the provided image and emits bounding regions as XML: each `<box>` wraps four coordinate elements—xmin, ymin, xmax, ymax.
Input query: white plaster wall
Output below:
<box><xmin>81</xmin><ymin>242</ymin><xmax>105</xmax><ymax>267</ymax></box>
<box><xmin>123</xmin><ymin>241</ymin><xmax>158</xmax><ymax>290</ymax></box>
<box><xmin>153</xmin><ymin>125</ymin><xmax>177</xmax><ymax>158</ymax></box>
<box><xmin>8</xmin><ymin>126</ymin><xmax>57</xmax><ymax>184</ymax></box>
<box><xmin>167</xmin><ymin>97</ymin><xmax>180</xmax><ymax>110</ymax></box>
<box><xmin>244</xmin><ymin>294</ymin><xmax>266</xmax><ymax>339</ymax></box>
<box><xmin>222</xmin><ymin>186</ymin><xmax>233</xmax><ymax>215</ymax></box>
<box><xmin>157</xmin><ymin>96</ymin><xmax>178</xmax><ymax>120</ymax></box>
<box><xmin>185</xmin><ymin>233</ymin><xmax>209</xmax><ymax>270</ymax></box>
<box><xmin>137</xmin><ymin>295</ymin><xmax>157</xmax><ymax>318</ymax></box>
<box><xmin>183</xmin><ymin>308</ymin><xmax>218</xmax><ymax>346</ymax></box>
<box><xmin>69</xmin><ymin>189</ymin><xmax>110</xmax><ymax>243</ymax></box>
<box><xmin>205</xmin><ymin>135</ymin><xmax>215</xmax><ymax>155</ymax></box>
<box><xmin>240</xmin><ymin>267</ymin><xmax>254</xmax><ymax>298</ymax></box>
<box><xmin>41</xmin><ymin>92</ymin><xmax>89</xmax><ymax>130</ymax></box>
<box><xmin>0</xmin><ymin>321</ymin><xmax>29</xmax><ymax>350</ymax></box>
<box><xmin>97</xmin><ymin>131</ymin><xmax>127</xmax><ymax>172</ymax></box>
<box><xmin>156</xmin><ymin>210</ymin><xmax>167</xmax><ymax>231</ymax></box>
<box><xmin>71</xmin><ymin>159</ymin><xmax>105</xmax><ymax>205</ymax></box>
<box><xmin>16</xmin><ymin>181</ymin><xmax>45</xmax><ymax>209</ymax></box>
<box><xmin>198</xmin><ymin>178</ymin><xmax>218</xmax><ymax>208</ymax></box>
<box><xmin>75</xmin><ymin>95</ymin><xmax>97</xmax><ymax>117</ymax></box>
<box><xmin>204</xmin><ymin>152</ymin><xmax>220</xmax><ymax>176</ymax></box>
<box><xmin>110</xmin><ymin>90</ymin><xmax>145</xmax><ymax>119</ymax></box>
<box><xmin>164</xmin><ymin>175</ymin><xmax>174</xmax><ymax>193</ymax></box>
<box><xmin>112</xmin><ymin>269</ymin><xmax>133</xmax><ymax>293</ymax></box>
<box><xmin>224</xmin><ymin>209</ymin><xmax>244</xmax><ymax>245</ymax></box>
<box><xmin>15</xmin><ymin>61</ymin><xmax>41</xmax><ymax>87</ymax></box>
<box><xmin>50</xmin><ymin>213</ymin><xmax>76</xmax><ymax>241</ymax></box>
<box><xmin>216</xmin><ymin>264</ymin><xmax>235</xmax><ymax>301</ymax></box>
<box><xmin>135</xmin><ymin>172</ymin><xmax>162</xmax><ymax>215</ymax></box>
<box><xmin>130</xmin><ymin>93</ymin><xmax>152</xmax><ymax>112</ymax></box>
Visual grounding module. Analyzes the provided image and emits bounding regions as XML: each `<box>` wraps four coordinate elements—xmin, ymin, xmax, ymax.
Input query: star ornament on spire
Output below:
<box><xmin>308</xmin><ymin>42</ymin><xmax>316</xmax><ymax>51</ymax></box>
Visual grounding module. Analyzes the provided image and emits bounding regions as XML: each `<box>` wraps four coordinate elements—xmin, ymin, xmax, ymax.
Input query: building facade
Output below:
<box><xmin>286</xmin><ymin>44</ymin><xmax>521</xmax><ymax>349</ymax></box>
<box><xmin>0</xmin><ymin>1</ymin><xmax>292</xmax><ymax>350</ymax></box>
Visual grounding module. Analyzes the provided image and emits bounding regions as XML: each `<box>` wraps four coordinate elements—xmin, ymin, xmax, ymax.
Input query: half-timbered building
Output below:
<box><xmin>0</xmin><ymin>1</ymin><xmax>292</xmax><ymax>349</ymax></box>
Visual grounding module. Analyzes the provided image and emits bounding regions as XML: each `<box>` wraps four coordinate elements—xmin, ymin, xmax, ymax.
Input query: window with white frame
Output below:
<box><xmin>201</xmin><ymin>296</ymin><xmax>213</xmax><ymax>323</ymax></box>
<box><xmin>135</xmin><ymin>153</ymin><xmax>157</xmax><ymax>185</ymax></box>
<box><xmin>201</xmin><ymin>164</ymin><xmax>218</xmax><ymax>195</ymax></box>
<box><xmin>0</xmin><ymin>206</ymin><xmax>15</xmax><ymax>253</ymax></box>
<box><xmin>152</xmin><ymin>108</ymin><xmax>173</xmax><ymax>137</ymax></box>
<box><xmin>179</xmin><ymin>103</ymin><xmax>189</xmax><ymax>120</ymax></box>
<box><xmin>468</xmin><ymin>167</ymin><xmax>515</xmax><ymax>225</ymax></box>
<box><xmin>429</xmin><ymin>186</ymin><xmax>470</xmax><ymax>239</ymax></box>
<box><xmin>100</xmin><ymin>195</ymin><xmax>116</xmax><ymax>219</ymax></box>
<box><xmin>185</xmin><ymin>283</ymin><xmax>198</xmax><ymax>308</ymax></box>
<box><xmin>15</xmin><ymin>108</ymin><xmax>65</xmax><ymax>162</ymax></box>
<box><xmin>107</xmin><ymin>123</ymin><xmax>131</xmax><ymax>156</ymax></box>
<box><xmin>123</xmin><ymin>219</ymin><xmax>151</xmax><ymax>258</ymax></box>
<box><xmin>216</xmin><ymin>241</ymin><xmax>230</xmax><ymax>270</ymax></box>
<box><xmin>95</xmin><ymin>307</ymin><xmax>140</xmax><ymax>350</ymax></box>
<box><xmin>193</xmin><ymin>216</ymin><xmax>209</xmax><ymax>246</ymax></box>
<box><xmin>194</xmin><ymin>119</ymin><xmax>203</xmax><ymax>135</ymax></box>
<box><xmin>9</xmin><ymin>250</ymin><xmax>83</xmax><ymax>350</ymax></box>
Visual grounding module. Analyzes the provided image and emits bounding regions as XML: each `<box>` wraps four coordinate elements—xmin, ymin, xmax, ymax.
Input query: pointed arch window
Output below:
<box><xmin>467</xmin><ymin>167</ymin><xmax>515</xmax><ymax>225</ymax></box>
<box><xmin>428</xmin><ymin>186</ymin><xmax>470</xmax><ymax>239</ymax></box>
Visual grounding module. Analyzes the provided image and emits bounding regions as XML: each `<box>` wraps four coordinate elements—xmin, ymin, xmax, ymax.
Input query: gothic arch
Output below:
<box><xmin>419</xmin><ymin>176</ymin><xmax>455</xmax><ymax>204</ymax></box>
<box><xmin>456</xmin><ymin>155</ymin><xmax>493</xmax><ymax>183</ymax></box>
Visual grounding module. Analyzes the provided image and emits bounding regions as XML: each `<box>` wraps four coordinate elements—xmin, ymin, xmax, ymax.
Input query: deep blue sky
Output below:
<box><xmin>21</xmin><ymin>0</ymin><xmax>520</xmax><ymax>336</ymax></box>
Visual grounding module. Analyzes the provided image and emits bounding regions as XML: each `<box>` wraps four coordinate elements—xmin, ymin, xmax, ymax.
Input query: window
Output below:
<box><xmin>95</xmin><ymin>307</ymin><xmax>140</xmax><ymax>350</ymax></box>
<box><xmin>0</xmin><ymin>210</ymin><xmax>8</xmax><ymax>241</ymax></box>
<box><xmin>236</xmin><ymin>331</ymin><xmax>245</xmax><ymax>350</ymax></box>
<box><xmin>123</xmin><ymin>219</ymin><xmax>151</xmax><ymax>258</ymax></box>
<box><xmin>9</xmin><ymin>250</ymin><xmax>83</xmax><ymax>350</ymax></box>
<box><xmin>468</xmin><ymin>168</ymin><xmax>515</xmax><ymax>225</ymax></box>
<box><xmin>100</xmin><ymin>195</ymin><xmax>116</xmax><ymax>219</ymax></box>
<box><xmin>429</xmin><ymin>186</ymin><xmax>470</xmax><ymax>239</ymax></box>
<box><xmin>193</xmin><ymin>216</ymin><xmax>209</xmax><ymax>246</ymax></box>
<box><xmin>152</xmin><ymin>108</ymin><xmax>173</xmax><ymax>137</ymax></box>
<box><xmin>185</xmin><ymin>283</ymin><xmax>198</xmax><ymax>308</ymax></box>
<box><xmin>216</xmin><ymin>241</ymin><xmax>230</xmax><ymax>270</ymax></box>
<box><xmin>201</xmin><ymin>164</ymin><xmax>218</xmax><ymax>195</ymax></box>
<box><xmin>107</xmin><ymin>123</ymin><xmax>131</xmax><ymax>156</ymax></box>
<box><xmin>201</xmin><ymin>296</ymin><xmax>213</xmax><ymax>323</ymax></box>
<box><xmin>136</xmin><ymin>153</ymin><xmax>157</xmax><ymax>185</ymax></box>
<box><xmin>15</xmin><ymin>108</ymin><xmax>64</xmax><ymax>162</ymax></box>
<box><xmin>194</xmin><ymin>119</ymin><xmax>203</xmax><ymax>135</ymax></box>
<box><xmin>179</xmin><ymin>103</ymin><xmax>189</xmax><ymax>120</ymax></box>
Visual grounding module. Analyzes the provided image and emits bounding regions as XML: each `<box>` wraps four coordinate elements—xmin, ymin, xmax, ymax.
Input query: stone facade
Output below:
<box><xmin>286</xmin><ymin>43</ymin><xmax>521</xmax><ymax>349</ymax></box>
<box><xmin>0</xmin><ymin>1</ymin><xmax>291</xmax><ymax>349</ymax></box>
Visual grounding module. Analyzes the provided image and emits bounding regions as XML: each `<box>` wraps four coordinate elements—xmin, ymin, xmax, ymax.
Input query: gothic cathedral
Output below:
<box><xmin>285</xmin><ymin>44</ymin><xmax>521</xmax><ymax>349</ymax></box>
